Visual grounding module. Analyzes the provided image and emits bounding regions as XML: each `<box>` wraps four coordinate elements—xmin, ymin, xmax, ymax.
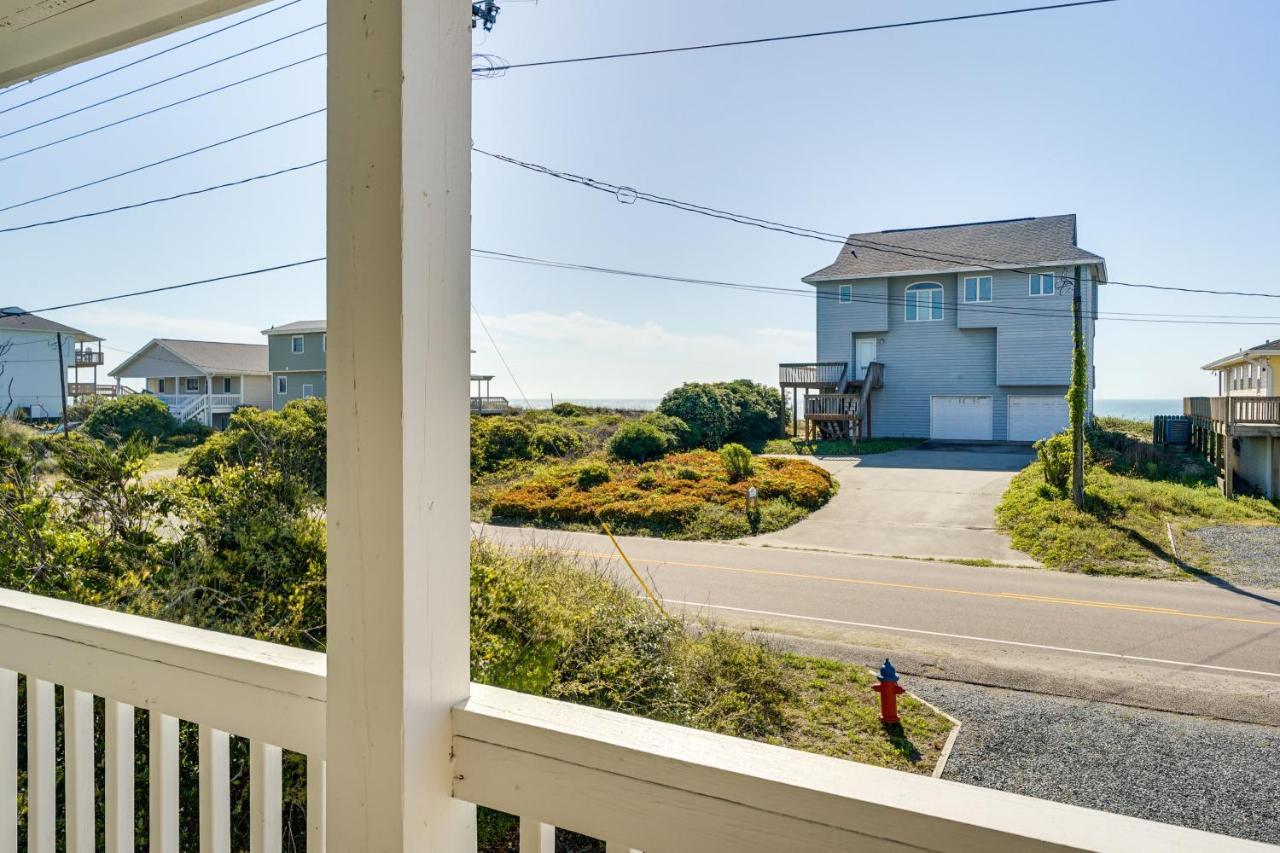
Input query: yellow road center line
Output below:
<box><xmin>553</xmin><ymin>548</ymin><xmax>1280</xmax><ymax>628</ymax></box>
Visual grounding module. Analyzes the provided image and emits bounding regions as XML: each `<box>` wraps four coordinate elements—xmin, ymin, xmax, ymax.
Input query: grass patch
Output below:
<box><xmin>757</xmin><ymin>436</ymin><xmax>923</xmax><ymax>456</ymax></box>
<box><xmin>142</xmin><ymin>447</ymin><xmax>195</xmax><ymax>473</ymax></box>
<box><xmin>483</xmin><ymin>449</ymin><xmax>836</xmax><ymax>539</ymax></box>
<box><xmin>472</xmin><ymin>539</ymin><xmax>952</xmax><ymax>850</ymax></box>
<box><xmin>1093</xmin><ymin>415</ymin><xmax>1152</xmax><ymax>441</ymax></box>
<box><xmin>997</xmin><ymin>460</ymin><xmax>1280</xmax><ymax>578</ymax></box>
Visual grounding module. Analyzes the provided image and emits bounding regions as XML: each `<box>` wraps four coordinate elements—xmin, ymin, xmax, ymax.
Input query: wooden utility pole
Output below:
<box><xmin>1069</xmin><ymin>266</ymin><xmax>1086</xmax><ymax>508</ymax></box>
<box><xmin>55</xmin><ymin>332</ymin><xmax>69</xmax><ymax>435</ymax></box>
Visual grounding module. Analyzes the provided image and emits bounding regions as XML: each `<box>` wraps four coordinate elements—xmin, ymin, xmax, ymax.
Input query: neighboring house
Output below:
<box><xmin>262</xmin><ymin>320</ymin><xmax>327</xmax><ymax>410</ymax></box>
<box><xmin>782</xmin><ymin>215</ymin><xmax>1105</xmax><ymax>443</ymax></box>
<box><xmin>1184</xmin><ymin>341</ymin><xmax>1280</xmax><ymax>499</ymax></box>
<box><xmin>110</xmin><ymin>339</ymin><xmax>271</xmax><ymax>428</ymax></box>
<box><xmin>0</xmin><ymin>307</ymin><xmax>104</xmax><ymax>420</ymax></box>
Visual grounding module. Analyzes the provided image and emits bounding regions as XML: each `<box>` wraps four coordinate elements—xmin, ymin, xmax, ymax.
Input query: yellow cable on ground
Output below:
<box><xmin>600</xmin><ymin>522</ymin><xmax>667</xmax><ymax>614</ymax></box>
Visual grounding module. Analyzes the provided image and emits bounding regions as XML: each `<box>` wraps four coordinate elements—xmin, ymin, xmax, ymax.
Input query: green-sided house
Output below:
<box><xmin>262</xmin><ymin>320</ymin><xmax>327</xmax><ymax>410</ymax></box>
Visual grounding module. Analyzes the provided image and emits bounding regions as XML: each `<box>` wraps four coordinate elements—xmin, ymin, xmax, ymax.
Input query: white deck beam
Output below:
<box><xmin>325</xmin><ymin>0</ymin><xmax>474</xmax><ymax>848</ymax></box>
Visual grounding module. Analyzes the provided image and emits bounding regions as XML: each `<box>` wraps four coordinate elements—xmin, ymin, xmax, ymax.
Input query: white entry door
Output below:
<box><xmin>854</xmin><ymin>337</ymin><xmax>877</xmax><ymax>380</ymax></box>
<box><xmin>1008</xmin><ymin>395</ymin><xmax>1069</xmax><ymax>442</ymax></box>
<box><xmin>931</xmin><ymin>396</ymin><xmax>993</xmax><ymax>440</ymax></box>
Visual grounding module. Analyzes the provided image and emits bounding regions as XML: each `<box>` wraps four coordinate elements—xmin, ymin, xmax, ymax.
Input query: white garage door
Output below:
<box><xmin>931</xmin><ymin>396</ymin><xmax>993</xmax><ymax>440</ymax></box>
<box><xmin>1008</xmin><ymin>395</ymin><xmax>1069</xmax><ymax>442</ymax></box>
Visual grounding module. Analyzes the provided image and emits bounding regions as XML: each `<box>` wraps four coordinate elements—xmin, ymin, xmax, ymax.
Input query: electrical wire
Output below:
<box><xmin>473</xmin><ymin>148</ymin><xmax>1280</xmax><ymax>300</ymax></box>
<box><xmin>472</xmin><ymin>303</ymin><xmax>532</xmax><ymax>407</ymax></box>
<box><xmin>0</xmin><ymin>160</ymin><xmax>324</xmax><ymax>234</ymax></box>
<box><xmin>471</xmin><ymin>1</ymin><xmax>1116</xmax><ymax>73</ymax></box>
<box><xmin>471</xmin><ymin>249</ymin><xmax>1280</xmax><ymax>326</ymax></box>
<box><xmin>0</xmin><ymin>0</ymin><xmax>306</xmax><ymax>117</ymax></box>
<box><xmin>0</xmin><ymin>108</ymin><xmax>325</xmax><ymax>215</ymax></box>
<box><xmin>0</xmin><ymin>53</ymin><xmax>325</xmax><ymax>164</ymax></box>
<box><xmin>0</xmin><ymin>22</ymin><xmax>325</xmax><ymax>142</ymax></box>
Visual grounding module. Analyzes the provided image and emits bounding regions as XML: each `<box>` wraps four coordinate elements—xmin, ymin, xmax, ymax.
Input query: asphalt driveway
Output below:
<box><xmin>750</xmin><ymin>444</ymin><xmax>1035</xmax><ymax>563</ymax></box>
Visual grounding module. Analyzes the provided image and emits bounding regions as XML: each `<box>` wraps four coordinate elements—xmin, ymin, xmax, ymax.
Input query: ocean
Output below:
<box><xmin>1093</xmin><ymin>399</ymin><xmax>1182</xmax><ymax>422</ymax></box>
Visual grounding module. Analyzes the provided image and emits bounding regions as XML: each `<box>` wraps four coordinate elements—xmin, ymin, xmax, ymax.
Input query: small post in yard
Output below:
<box><xmin>55</xmin><ymin>332</ymin><xmax>69</xmax><ymax>435</ymax></box>
<box><xmin>1069</xmin><ymin>266</ymin><xmax>1086</xmax><ymax>509</ymax></box>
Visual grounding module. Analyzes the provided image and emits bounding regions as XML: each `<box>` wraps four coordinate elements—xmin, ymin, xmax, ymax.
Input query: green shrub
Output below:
<box><xmin>720</xmin><ymin>443</ymin><xmax>754</xmax><ymax>483</ymax></box>
<box><xmin>1034</xmin><ymin>431</ymin><xmax>1089</xmax><ymax>495</ymax></box>
<box><xmin>530</xmin><ymin>423</ymin><xmax>583</xmax><ymax>458</ymax></box>
<box><xmin>658</xmin><ymin>383</ymin><xmax>732</xmax><ymax>447</ymax></box>
<box><xmin>550</xmin><ymin>402</ymin><xmax>589</xmax><ymax>417</ymax></box>
<box><xmin>674</xmin><ymin>465</ymin><xmax>700</xmax><ymax>481</ymax></box>
<box><xmin>474</xmin><ymin>418</ymin><xmax>533</xmax><ymax>472</ymax></box>
<box><xmin>64</xmin><ymin>394</ymin><xmax>111</xmax><ymax>424</ymax></box>
<box><xmin>720</xmin><ymin>379</ymin><xmax>784</xmax><ymax>442</ymax></box>
<box><xmin>181</xmin><ymin>399</ymin><xmax>326</xmax><ymax>496</ymax></box>
<box><xmin>575</xmin><ymin>461</ymin><xmax>611</xmax><ymax>489</ymax></box>
<box><xmin>640</xmin><ymin>412</ymin><xmax>696</xmax><ymax>450</ymax></box>
<box><xmin>83</xmin><ymin>394</ymin><xmax>177</xmax><ymax>444</ymax></box>
<box><xmin>608</xmin><ymin>421</ymin><xmax>671</xmax><ymax>463</ymax></box>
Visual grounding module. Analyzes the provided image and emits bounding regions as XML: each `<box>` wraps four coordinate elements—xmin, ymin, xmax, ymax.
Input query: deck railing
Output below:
<box><xmin>1184</xmin><ymin>396</ymin><xmax>1280</xmax><ymax>425</ymax></box>
<box><xmin>0</xmin><ymin>588</ymin><xmax>1264</xmax><ymax>852</ymax></box>
<box><xmin>471</xmin><ymin>396</ymin><xmax>513</xmax><ymax>414</ymax></box>
<box><xmin>73</xmin><ymin>351</ymin><xmax>104</xmax><ymax>366</ymax></box>
<box><xmin>210</xmin><ymin>393</ymin><xmax>243</xmax><ymax>409</ymax></box>
<box><xmin>804</xmin><ymin>393</ymin><xmax>860</xmax><ymax>419</ymax></box>
<box><xmin>779</xmin><ymin>362</ymin><xmax>847</xmax><ymax>387</ymax></box>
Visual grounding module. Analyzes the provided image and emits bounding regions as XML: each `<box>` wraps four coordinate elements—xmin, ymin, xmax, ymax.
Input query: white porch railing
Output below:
<box><xmin>0</xmin><ymin>587</ymin><xmax>1268</xmax><ymax>852</ymax></box>
<box><xmin>0</xmin><ymin>587</ymin><xmax>325</xmax><ymax>852</ymax></box>
<box><xmin>155</xmin><ymin>393</ymin><xmax>209</xmax><ymax>425</ymax></box>
<box><xmin>210</xmin><ymin>393</ymin><xmax>244</xmax><ymax>409</ymax></box>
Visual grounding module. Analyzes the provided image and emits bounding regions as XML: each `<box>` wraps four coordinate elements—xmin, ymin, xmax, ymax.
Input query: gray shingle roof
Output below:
<box><xmin>262</xmin><ymin>320</ymin><xmax>325</xmax><ymax>335</ymax></box>
<box><xmin>112</xmin><ymin>339</ymin><xmax>269</xmax><ymax>377</ymax></box>
<box><xmin>0</xmin><ymin>309</ymin><xmax>100</xmax><ymax>341</ymax></box>
<box><xmin>802</xmin><ymin>214</ymin><xmax>1105</xmax><ymax>282</ymax></box>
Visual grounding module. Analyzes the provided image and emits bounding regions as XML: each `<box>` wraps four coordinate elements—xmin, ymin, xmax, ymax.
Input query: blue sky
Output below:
<box><xmin>3</xmin><ymin>0</ymin><xmax>1279</xmax><ymax>399</ymax></box>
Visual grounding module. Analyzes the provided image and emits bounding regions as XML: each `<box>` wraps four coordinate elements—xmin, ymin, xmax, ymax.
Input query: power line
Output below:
<box><xmin>471</xmin><ymin>1</ymin><xmax>1117</xmax><ymax>74</ymax></box>
<box><xmin>0</xmin><ymin>0</ymin><xmax>306</xmax><ymax>117</ymax></box>
<box><xmin>472</xmin><ymin>303</ymin><xmax>532</xmax><ymax>407</ymax></box>
<box><xmin>15</xmin><ymin>258</ymin><xmax>325</xmax><ymax>317</ymax></box>
<box><xmin>0</xmin><ymin>53</ymin><xmax>325</xmax><ymax>164</ymax></box>
<box><xmin>0</xmin><ymin>160</ymin><xmax>324</xmax><ymax>234</ymax></box>
<box><xmin>474</xmin><ymin>148</ymin><xmax>1280</xmax><ymax>300</ymax></box>
<box><xmin>0</xmin><ymin>108</ymin><xmax>325</xmax><ymax>215</ymax></box>
<box><xmin>471</xmin><ymin>249</ymin><xmax>1280</xmax><ymax>326</ymax></box>
<box><xmin>0</xmin><ymin>21</ymin><xmax>325</xmax><ymax>142</ymax></box>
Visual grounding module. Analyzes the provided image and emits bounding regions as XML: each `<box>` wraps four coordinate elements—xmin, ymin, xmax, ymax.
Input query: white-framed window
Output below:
<box><xmin>838</xmin><ymin>284</ymin><xmax>853</xmax><ymax>304</ymax></box>
<box><xmin>292</xmin><ymin>335</ymin><xmax>305</xmax><ymax>354</ymax></box>
<box><xmin>1029</xmin><ymin>272</ymin><xmax>1055</xmax><ymax>296</ymax></box>
<box><xmin>222</xmin><ymin>377</ymin><xmax>232</xmax><ymax>393</ymax></box>
<box><xmin>185</xmin><ymin>377</ymin><xmax>200</xmax><ymax>392</ymax></box>
<box><xmin>905</xmin><ymin>282</ymin><xmax>943</xmax><ymax>322</ymax></box>
<box><xmin>277</xmin><ymin>376</ymin><xmax>288</xmax><ymax>395</ymax></box>
<box><xmin>963</xmin><ymin>275</ymin><xmax>992</xmax><ymax>303</ymax></box>
<box><xmin>302</xmin><ymin>384</ymin><xmax>315</xmax><ymax>399</ymax></box>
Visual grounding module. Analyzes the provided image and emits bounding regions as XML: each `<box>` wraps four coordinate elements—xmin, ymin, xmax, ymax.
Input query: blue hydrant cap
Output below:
<box><xmin>879</xmin><ymin>659</ymin><xmax>899</xmax><ymax>682</ymax></box>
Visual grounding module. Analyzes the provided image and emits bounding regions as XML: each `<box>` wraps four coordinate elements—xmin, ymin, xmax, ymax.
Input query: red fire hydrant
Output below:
<box><xmin>871</xmin><ymin>659</ymin><xmax>906</xmax><ymax>724</ymax></box>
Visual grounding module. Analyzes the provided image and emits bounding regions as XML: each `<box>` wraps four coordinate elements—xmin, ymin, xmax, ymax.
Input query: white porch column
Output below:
<box><xmin>326</xmin><ymin>0</ymin><xmax>474</xmax><ymax>850</ymax></box>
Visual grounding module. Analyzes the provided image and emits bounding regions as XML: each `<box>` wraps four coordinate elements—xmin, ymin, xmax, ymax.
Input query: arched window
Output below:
<box><xmin>905</xmin><ymin>282</ymin><xmax>943</xmax><ymax>322</ymax></box>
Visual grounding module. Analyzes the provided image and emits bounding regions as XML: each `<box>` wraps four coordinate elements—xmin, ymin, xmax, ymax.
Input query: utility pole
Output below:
<box><xmin>55</xmin><ymin>332</ymin><xmax>69</xmax><ymax>436</ymax></box>
<box><xmin>1069</xmin><ymin>266</ymin><xmax>1086</xmax><ymax>508</ymax></box>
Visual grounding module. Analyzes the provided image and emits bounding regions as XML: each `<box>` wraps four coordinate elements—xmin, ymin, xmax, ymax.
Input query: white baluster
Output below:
<box><xmin>519</xmin><ymin>817</ymin><xmax>554</xmax><ymax>852</ymax></box>
<box><xmin>105</xmin><ymin>701</ymin><xmax>135</xmax><ymax>853</ymax></box>
<box><xmin>0</xmin><ymin>669</ymin><xmax>14</xmax><ymax>852</ymax></box>
<box><xmin>149</xmin><ymin>713</ymin><xmax>179</xmax><ymax>853</ymax></box>
<box><xmin>26</xmin><ymin>679</ymin><xmax>54</xmax><ymax>853</ymax></box>
<box><xmin>306</xmin><ymin>758</ymin><xmax>325</xmax><ymax>853</ymax></box>
<box><xmin>250</xmin><ymin>741</ymin><xmax>282</xmax><ymax>853</ymax></box>
<box><xmin>65</xmin><ymin>690</ymin><xmax>94</xmax><ymax>853</ymax></box>
<box><xmin>198</xmin><ymin>727</ymin><xmax>230</xmax><ymax>853</ymax></box>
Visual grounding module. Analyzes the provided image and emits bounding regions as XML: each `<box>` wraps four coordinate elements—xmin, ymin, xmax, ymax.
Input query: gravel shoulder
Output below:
<box><xmin>1192</xmin><ymin>525</ymin><xmax>1280</xmax><ymax>588</ymax></box>
<box><xmin>909</xmin><ymin>677</ymin><xmax>1280</xmax><ymax>845</ymax></box>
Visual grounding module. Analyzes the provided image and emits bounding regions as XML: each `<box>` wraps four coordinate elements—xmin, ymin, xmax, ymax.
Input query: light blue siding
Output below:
<box><xmin>812</xmin><ymin>265</ymin><xmax>1096</xmax><ymax>440</ymax></box>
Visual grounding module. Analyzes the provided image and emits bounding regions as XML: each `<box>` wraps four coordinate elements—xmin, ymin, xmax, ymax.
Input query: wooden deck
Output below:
<box><xmin>1183</xmin><ymin>395</ymin><xmax>1280</xmax><ymax>497</ymax></box>
<box><xmin>779</xmin><ymin>361</ymin><xmax>848</xmax><ymax>389</ymax></box>
<box><xmin>471</xmin><ymin>396</ymin><xmax>516</xmax><ymax>415</ymax></box>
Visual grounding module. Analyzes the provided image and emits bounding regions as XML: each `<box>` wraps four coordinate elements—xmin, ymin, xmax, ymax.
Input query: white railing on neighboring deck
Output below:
<box><xmin>0</xmin><ymin>587</ymin><xmax>325</xmax><ymax>852</ymax></box>
<box><xmin>210</xmin><ymin>393</ymin><xmax>244</xmax><ymax>409</ymax></box>
<box><xmin>0</xmin><ymin>588</ymin><xmax>1270</xmax><ymax>852</ymax></box>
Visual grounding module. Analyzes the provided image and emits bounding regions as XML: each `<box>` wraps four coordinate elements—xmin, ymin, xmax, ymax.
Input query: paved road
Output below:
<box><xmin>475</xmin><ymin>525</ymin><xmax>1280</xmax><ymax>725</ymax></box>
<box><xmin>748</xmin><ymin>446</ymin><xmax>1035</xmax><ymax>563</ymax></box>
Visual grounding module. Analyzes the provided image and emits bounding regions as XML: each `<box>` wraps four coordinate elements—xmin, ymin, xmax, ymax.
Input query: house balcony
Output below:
<box><xmin>471</xmin><ymin>395</ymin><xmax>515</xmax><ymax>415</ymax></box>
<box><xmin>73</xmin><ymin>350</ymin><xmax>104</xmax><ymax>367</ymax></box>
<box><xmin>1184</xmin><ymin>396</ymin><xmax>1280</xmax><ymax>433</ymax></box>
<box><xmin>779</xmin><ymin>361</ymin><xmax>848</xmax><ymax>390</ymax></box>
<box><xmin>0</xmin><ymin>586</ymin><xmax>1254</xmax><ymax>852</ymax></box>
